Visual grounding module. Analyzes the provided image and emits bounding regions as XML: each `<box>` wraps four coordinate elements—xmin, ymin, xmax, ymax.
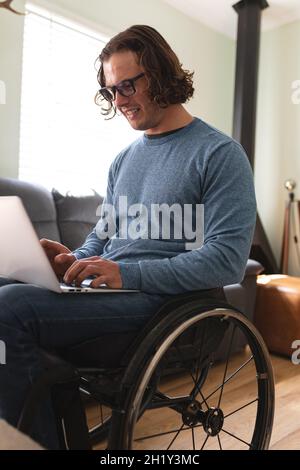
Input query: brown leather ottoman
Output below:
<box><xmin>254</xmin><ymin>275</ymin><xmax>300</xmax><ymax>356</ymax></box>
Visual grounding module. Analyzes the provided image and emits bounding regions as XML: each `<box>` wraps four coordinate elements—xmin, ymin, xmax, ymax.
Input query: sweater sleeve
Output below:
<box><xmin>72</xmin><ymin>165</ymin><xmax>114</xmax><ymax>260</ymax></box>
<box><xmin>118</xmin><ymin>142</ymin><xmax>257</xmax><ymax>294</ymax></box>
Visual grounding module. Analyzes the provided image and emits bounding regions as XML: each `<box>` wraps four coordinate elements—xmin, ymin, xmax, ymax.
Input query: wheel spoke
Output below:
<box><xmin>200</xmin><ymin>355</ymin><xmax>254</xmax><ymax>406</ymax></box>
<box><xmin>224</xmin><ymin>397</ymin><xmax>258</xmax><ymax>419</ymax></box>
<box><xmin>173</xmin><ymin>322</ymin><xmax>211</xmax><ymax>410</ymax></box>
<box><xmin>134</xmin><ymin>422</ymin><xmax>186</xmax><ymax>443</ymax></box>
<box><xmin>192</xmin><ymin>427</ymin><xmax>196</xmax><ymax>450</ymax></box>
<box><xmin>200</xmin><ymin>433</ymin><xmax>210</xmax><ymax>450</ymax></box>
<box><xmin>190</xmin><ymin>369</ymin><xmax>210</xmax><ymax>410</ymax></box>
<box><xmin>171</xmin><ymin>359</ymin><xmax>210</xmax><ymax>410</ymax></box>
<box><xmin>217</xmin><ymin>324</ymin><xmax>236</xmax><ymax>408</ymax></box>
<box><xmin>217</xmin><ymin>434</ymin><xmax>222</xmax><ymax>450</ymax></box>
<box><xmin>221</xmin><ymin>428</ymin><xmax>253</xmax><ymax>448</ymax></box>
<box><xmin>166</xmin><ymin>422</ymin><xmax>185</xmax><ymax>450</ymax></box>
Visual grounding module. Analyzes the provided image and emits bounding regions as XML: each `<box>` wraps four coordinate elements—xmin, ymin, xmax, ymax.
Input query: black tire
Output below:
<box><xmin>113</xmin><ymin>303</ymin><xmax>274</xmax><ymax>450</ymax></box>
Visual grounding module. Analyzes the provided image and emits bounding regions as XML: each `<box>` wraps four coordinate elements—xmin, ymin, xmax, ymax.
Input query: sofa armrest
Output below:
<box><xmin>244</xmin><ymin>259</ymin><xmax>264</xmax><ymax>277</ymax></box>
<box><xmin>224</xmin><ymin>259</ymin><xmax>264</xmax><ymax>322</ymax></box>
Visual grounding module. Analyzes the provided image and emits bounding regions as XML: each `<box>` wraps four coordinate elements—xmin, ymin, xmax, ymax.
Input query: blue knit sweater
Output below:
<box><xmin>73</xmin><ymin>118</ymin><xmax>256</xmax><ymax>294</ymax></box>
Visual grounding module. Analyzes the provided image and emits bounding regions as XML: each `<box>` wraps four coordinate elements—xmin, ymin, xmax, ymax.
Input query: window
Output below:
<box><xmin>19</xmin><ymin>4</ymin><xmax>139</xmax><ymax>195</ymax></box>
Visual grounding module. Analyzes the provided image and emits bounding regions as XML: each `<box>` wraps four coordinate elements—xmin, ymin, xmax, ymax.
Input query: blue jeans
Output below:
<box><xmin>0</xmin><ymin>277</ymin><xmax>171</xmax><ymax>448</ymax></box>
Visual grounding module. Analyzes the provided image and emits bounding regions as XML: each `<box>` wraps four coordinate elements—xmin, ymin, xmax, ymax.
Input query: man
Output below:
<box><xmin>0</xmin><ymin>25</ymin><xmax>256</xmax><ymax>448</ymax></box>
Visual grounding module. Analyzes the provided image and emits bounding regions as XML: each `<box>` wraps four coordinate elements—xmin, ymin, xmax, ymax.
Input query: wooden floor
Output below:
<box><xmin>269</xmin><ymin>354</ymin><xmax>300</xmax><ymax>450</ymax></box>
<box><xmin>86</xmin><ymin>352</ymin><xmax>300</xmax><ymax>450</ymax></box>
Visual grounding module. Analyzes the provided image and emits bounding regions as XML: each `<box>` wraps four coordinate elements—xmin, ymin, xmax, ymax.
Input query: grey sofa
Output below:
<box><xmin>0</xmin><ymin>176</ymin><xmax>263</xmax><ymax>322</ymax></box>
<box><xmin>0</xmin><ymin>177</ymin><xmax>103</xmax><ymax>251</ymax></box>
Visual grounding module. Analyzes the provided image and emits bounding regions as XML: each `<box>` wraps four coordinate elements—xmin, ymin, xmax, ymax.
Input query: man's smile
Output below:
<box><xmin>121</xmin><ymin>107</ymin><xmax>141</xmax><ymax>119</ymax></box>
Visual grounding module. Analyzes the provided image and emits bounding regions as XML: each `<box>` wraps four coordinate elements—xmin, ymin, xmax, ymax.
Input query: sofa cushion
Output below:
<box><xmin>52</xmin><ymin>189</ymin><xmax>103</xmax><ymax>251</ymax></box>
<box><xmin>0</xmin><ymin>177</ymin><xmax>61</xmax><ymax>242</ymax></box>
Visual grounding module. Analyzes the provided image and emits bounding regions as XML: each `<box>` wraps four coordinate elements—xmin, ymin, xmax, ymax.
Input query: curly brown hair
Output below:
<box><xmin>95</xmin><ymin>25</ymin><xmax>194</xmax><ymax>118</ymax></box>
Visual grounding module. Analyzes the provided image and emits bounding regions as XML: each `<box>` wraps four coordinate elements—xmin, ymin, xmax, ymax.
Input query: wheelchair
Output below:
<box><xmin>17</xmin><ymin>289</ymin><xmax>275</xmax><ymax>451</ymax></box>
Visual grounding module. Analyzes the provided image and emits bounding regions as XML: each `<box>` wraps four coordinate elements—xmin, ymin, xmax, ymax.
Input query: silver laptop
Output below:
<box><xmin>0</xmin><ymin>196</ymin><xmax>139</xmax><ymax>294</ymax></box>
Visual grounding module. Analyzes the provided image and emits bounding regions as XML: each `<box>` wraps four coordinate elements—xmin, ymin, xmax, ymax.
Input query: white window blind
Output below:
<box><xmin>19</xmin><ymin>5</ymin><xmax>139</xmax><ymax>196</ymax></box>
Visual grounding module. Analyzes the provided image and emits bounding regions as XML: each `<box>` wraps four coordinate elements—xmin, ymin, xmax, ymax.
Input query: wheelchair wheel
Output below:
<box><xmin>113</xmin><ymin>303</ymin><xmax>274</xmax><ymax>450</ymax></box>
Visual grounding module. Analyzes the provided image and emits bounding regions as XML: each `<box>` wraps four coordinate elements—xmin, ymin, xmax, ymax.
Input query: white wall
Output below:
<box><xmin>256</xmin><ymin>20</ymin><xmax>300</xmax><ymax>271</ymax></box>
<box><xmin>0</xmin><ymin>0</ymin><xmax>24</xmax><ymax>177</ymax></box>
<box><xmin>0</xmin><ymin>0</ymin><xmax>235</xmax><ymax>179</ymax></box>
<box><xmin>51</xmin><ymin>0</ymin><xmax>235</xmax><ymax>132</ymax></box>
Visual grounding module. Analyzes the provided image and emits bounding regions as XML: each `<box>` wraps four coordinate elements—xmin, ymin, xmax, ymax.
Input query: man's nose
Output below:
<box><xmin>114</xmin><ymin>90</ymin><xmax>130</xmax><ymax>108</ymax></box>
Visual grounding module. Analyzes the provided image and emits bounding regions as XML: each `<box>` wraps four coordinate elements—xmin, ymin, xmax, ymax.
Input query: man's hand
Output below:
<box><xmin>40</xmin><ymin>238</ymin><xmax>76</xmax><ymax>280</ymax></box>
<box><xmin>63</xmin><ymin>257</ymin><xmax>123</xmax><ymax>289</ymax></box>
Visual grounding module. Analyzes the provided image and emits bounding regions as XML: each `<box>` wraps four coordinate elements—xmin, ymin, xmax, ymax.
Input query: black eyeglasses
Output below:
<box><xmin>99</xmin><ymin>72</ymin><xmax>145</xmax><ymax>103</ymax></box>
